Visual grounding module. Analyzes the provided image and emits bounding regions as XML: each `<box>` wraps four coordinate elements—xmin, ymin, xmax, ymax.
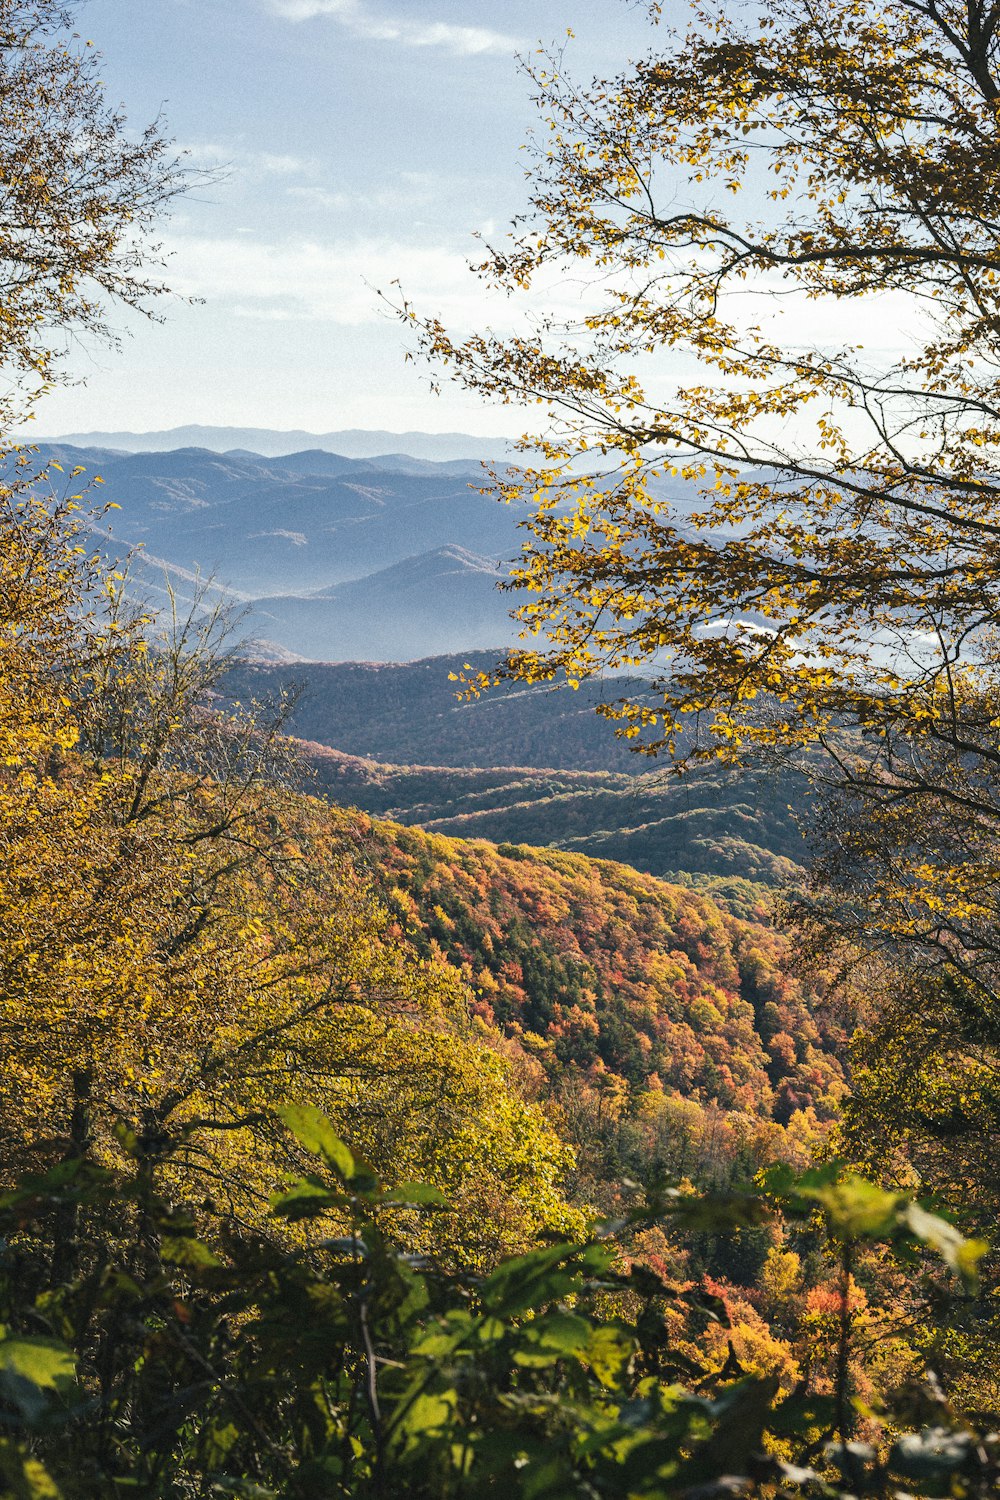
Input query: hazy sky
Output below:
<box><xmin>25</xmin><ymin>0</ymin><xmax>659</xmax><ymax>438</ymax></box>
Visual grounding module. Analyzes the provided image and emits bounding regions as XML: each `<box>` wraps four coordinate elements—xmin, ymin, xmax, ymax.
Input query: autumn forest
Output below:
<box><xmin>4</xmin><ymin>0</ymin><xmax>1000</xmax><ymax>1496</ymax></box>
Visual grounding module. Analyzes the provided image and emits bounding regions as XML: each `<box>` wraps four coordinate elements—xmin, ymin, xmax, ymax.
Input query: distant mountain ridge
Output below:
<box><xmin>220</xmin><ymin>652</ymin><xmax>662</xmax><ymax>772</ymax></box>
<box><xmin>298</xmin><ymin>738</ymin><xmax>806</xmax><ymax>892</ymax></box>
<box><xmin>18</xmin><ymin>441</ymin><xmax>704</xmax><ymax>663</ymax></box>
<box><xmin>19</xmin><ymin>443</ymin><xmax>539</xmax><ymax>660</ymax></box>
<box><xmin>247</xmin><ymin>546</ymin><xmax>511</xmax><ymax>660</ymax></box>
<box><xmin>22</xmin><ymin>424</ymin><xmax>517</xmax><ymax>461</ymax></box>
<box><xmin>219</xmin><ymin>651</ymin><xmax>807</xmax><ymax>891</ymax></box>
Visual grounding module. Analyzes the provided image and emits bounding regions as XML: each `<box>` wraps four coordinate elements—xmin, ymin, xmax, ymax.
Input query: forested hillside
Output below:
<box><xmin>342</xmin><ymin>812</ymin><xmax>847</xmax><ymax>1193</ymax></box>
<box><xmin>301</xmin><ymin>738</ymin><xmax>806</xmax><ymax>886</ymax></box>
<box><xmin>358</xmin><ymin>815</ymin><xmax>840</xmax><ymax>1107</ymax></box>
<box><xmin>222</xmin><ymin>651</ymin><xmax>663</xmax><ymax>770</ymax></box>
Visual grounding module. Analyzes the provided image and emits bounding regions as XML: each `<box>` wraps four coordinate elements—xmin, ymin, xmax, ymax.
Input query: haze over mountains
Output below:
<box><xmin>28</xmin><ymin>425</ymin><xmax>516</xmax><ymax>462</ymax></box>
<box><xmin>32</xmin><ymin>442</ymin><xmax>537</xmax><ymax>661</ymax></box>
<box><xmin>22</xmin><ymin>435</ymin><xmax>807</xmax><ymax>891</ymax></box>
<box><xmin>25</xmin><ymin>434</ymin><xmax>705</xmax><ymax>665</ymax></box>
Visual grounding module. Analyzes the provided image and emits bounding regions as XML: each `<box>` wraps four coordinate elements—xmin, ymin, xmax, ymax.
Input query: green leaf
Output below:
<box><xmin>767</xmin><ymin>1389</ymin><xmax>837</xmax><ymax>1439</ymax></box>
<box><xmin>902</xmin><ymin>1203</ymin><xmax>989</xmax><ymax>1292</ymax></box>
<box><xmin>394</xmin><ymin>1389</ymin><xmax>457</xmax><ymax>1453</ymax></box>
<box><xmin>475</xmin><ymin>1315</ymin><xmax>507</xmax><ymax>1345</ymax></box>
<box><xmin>665</xmin><ymin>1190</ymin><xmax>772</xmax><ymax>1232</ymax></box>
<box><xmin>815</xmin><ymin>1177</ymin><xmax>904</xmax><ymax>1239</ymax></box>
<box><xmin>278</xmin><ymin>1105</ymin><xmax>355</xmax><ymax>1181</ymax></box>
<box><xmin>376</xmin><ymin>1182</ymin><xmax>450</xmax><ymax>1208</ymax></box>
<box><xmin>112</xmin><ymin>1119</ymin><xmax>141</xmax><ymax>1158</ymax></box>
<box><xmin>482</xmin><ymin>1241</ymin><xmax>615</xmax><ymax>1317</ymax></box>
<box><xmin>769</xmin><ymin>1166</ymin><xmax>903</xmax><ymax>1240</ymax></box>
<box><xmin>0</xmin><ymin>1336</ymin><xmax>75</xmax><ymax>1390</ymax></box>
<box><xmin>514</xmin><ymin>1312</ymin><xmax>592</xmax><ymax>1368</ymax></box>
<box><xmin>201</xmin><ymin>1420</ymin><xmax>241</xmax><ymax>1468</ymax></box>
<box><xmin>160</xmin><ymin>1235</ymin><xmax>222</xmax><ymax>1269</ymax></box>
<box><xmin>411</xmin><ymin>1327</ymin><xmax>465</xmax><ymax>1360</ymax></box>
<box><xmin>586</xmin><ymin>1323</ymin><xmax>634</xmax><ymax>1388</ymax></box>
<box><xmin>270</xmin><ymin>1176</ymin><xmax>342</xmax><ymax>1220</ymax></box>
<box><xmin>534</xmin><ymin>1311</ymin><xmax>591</xmax><ymax>1355</ymax></box>
<box><xmin>210</xmin><ymin>1482</ymin><xmax>277</xmax><ymax>1498</ymax></box>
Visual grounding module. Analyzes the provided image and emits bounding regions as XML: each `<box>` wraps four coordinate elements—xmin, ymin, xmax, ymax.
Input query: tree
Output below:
<box><xmin>0</xmin><ymin>477</ymin><xmax>580</xmax><ymax>1271</ymax></box>
<box><xmin>413</xmin><ymin>0</ymin><xmax>1000</xmax><ymax>777</ymax></box>
<box><xmin>0</xmin><ymin>1113</ymin><xmax>991</xmax><ymax>1498</ymax></box>
<box><xmin>0</xmin><ymin>0</ymin><xmax>187</xmax><ymax>426</ymax></box>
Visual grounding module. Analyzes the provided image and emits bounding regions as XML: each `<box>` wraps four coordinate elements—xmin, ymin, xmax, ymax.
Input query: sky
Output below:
<box><xmin>23</xmin><ymin>0</ymin><xmax>660</xmax><ymax>439</ymax></box>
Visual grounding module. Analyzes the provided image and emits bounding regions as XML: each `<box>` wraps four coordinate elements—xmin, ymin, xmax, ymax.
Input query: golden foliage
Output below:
<box><xmin>0</xmin><ymin>479</ymin><xmax>579</xmax><ymax>1264</ymax></box>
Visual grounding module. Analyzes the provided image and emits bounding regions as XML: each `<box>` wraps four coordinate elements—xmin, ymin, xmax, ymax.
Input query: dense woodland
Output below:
<box><xmin>220</xmin><ymin>654</ymin><xmax>663</xmax><ymax>774</ymax></box>
<box><xmin>5</xmin><ymin>0</ymin><xmax>1000</xmax><ymax>1496</ymax></box>
<box><xmin>2</xmin><ymin>459</ymin><xmax>995</xmax><ymax>1498</ymax></box>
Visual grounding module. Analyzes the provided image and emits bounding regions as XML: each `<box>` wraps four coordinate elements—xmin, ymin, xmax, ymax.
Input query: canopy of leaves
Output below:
<box><xmin>0</xmin><ymin>1</ymin><xmax>187</xmax><ymax>425</ymax></box>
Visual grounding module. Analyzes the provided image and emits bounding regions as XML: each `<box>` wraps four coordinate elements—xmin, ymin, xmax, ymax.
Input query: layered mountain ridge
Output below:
<box><xmin>29</xmin><ymin>443</ymin><xmax>534</xmax><ymax>660</ymax></box>
<box><xmin>25</xmin><ymin>424</ymin><xmax>516</xmax><ymax>461</ymax></box>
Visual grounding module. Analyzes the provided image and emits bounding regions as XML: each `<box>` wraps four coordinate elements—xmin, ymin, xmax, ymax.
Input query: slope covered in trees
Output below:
<box><xmin>221</xmin><ymin>652</ymin><xmax>661</xmax><ymax>771</ymax></box>
<box><xmin>300</xmin><ymin>738</ymin><xmax>806</xmax><ymax>887</ymax></box>
<box><xmin>341</xmin><ymin>812</ymin><xmax>847</xmax><ymax>1144</ymax></box>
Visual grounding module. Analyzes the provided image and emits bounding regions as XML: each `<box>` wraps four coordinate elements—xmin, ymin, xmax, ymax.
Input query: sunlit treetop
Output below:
<box><xmin>0</xmin><ymin>0</ymin><xmax>189</xmax><ymax>428</ymax></box>
<box><xmin>412</xmin><ymin>0</ymin><xmax>1000</xmax><ymax>767</ymax></box>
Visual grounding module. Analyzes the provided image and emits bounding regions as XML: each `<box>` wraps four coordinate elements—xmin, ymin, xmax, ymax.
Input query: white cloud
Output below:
<box><xmin>182</xmin><ymin>142</ymin><xmax>320</xmax><ymax>178</ymax></box>
<box><xmin>165</xmin><ymin>232</ymin><xmax>594</xmax><ymax>330</ymax></box>
<box><xmin>168</xmin><ymin>234</ymin><xmax>480</xmax><ymax>326</ymax></box>
<box><xmin>266</xmin><ymin>0</ymin><xmax>519</xmax><ymax>55</ymax></box>
<box><xmin>257</xmin><ymin>151</ymin><xmax>318</xmax><ymax>176</ymax></box>
<box><xmin>286</xmin><ymin>172</ymin><xmax>439</xmax><ymax>213</ymax></box>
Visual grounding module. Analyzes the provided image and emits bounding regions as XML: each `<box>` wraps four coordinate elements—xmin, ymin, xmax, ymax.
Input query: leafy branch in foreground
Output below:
<box><xmin>0</xmin><ymin>1108</ymin><xmax>992</xmax><ymax>1498</ymax></box>
<box><xmin>0</xmin><ymin>0</ymin><xmax>193</xmax><ymax>427</ymax></box>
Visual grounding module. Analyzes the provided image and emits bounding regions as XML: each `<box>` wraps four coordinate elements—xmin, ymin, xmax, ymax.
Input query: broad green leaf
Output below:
<box><xmin>902</xmin><ymin>1203</ymin><xmax>989</xmax><ymax>1292</ymax></box>
<box><xmin>767</xmin><ymin>1389</ymin><xmax>837</xmax><ymax>1439</ymax></box>
<box><xmin>112</xmin><ymin>1119</ymin><xmax>141</xmax><ymax>1158</ymax></box>
<box><xmin>533</xmin><ymin>1311</ymin><xmax>591</xmax><ymax>1355</ymax></box>
<box><xmin>160</xmin><ymin>1235</ymin><xmax>222</xmax><ymax>1269</ymax></box>
<box><xmin>813</xmin><ymin>1177</ymin><xmax>904</xmax><ymax>1239</ymax></box>
<box><xmin>481</xmin><ymin>1242</ymin><xmax>581</xmax><ymax>1315</ymax></box>
<box><xmin>475</xmin><ymin>1315</ymin><xmax>507</xmax><ymax>1345</ymax></box>
<box><xmin>277</xmin><ymin>1104</ymin><xmax>355</xmax><ymax>1181</ymax></box>
<box><xmin>514</xmin><ymin>1312</ymin><xmax>591</xmax><ymax>1368</ymax></box>
<box><xmin>210</xmin><ymin>1482</ymin><xmax>277</xmax><ymax>1499</ymax></box>
<box><xmin>394</xmin><ymin>1389</ymin><xmax>457</xmax><ymax>1452</ymax></box>
<box><xmin>270</xmin><ymin>1176</ymin><xmax>342</xmax><ymax>1220</ymax></box>
<box><xmin>0</xmin><ymin>1336</ymin><xmax>75</xmax><ymax>1390</ymax></box>
<box><xmin>665</xmin><ymin>1191</ymin><xmax>772</xmax><ymax>1232</ymax></box>
<box><xmin>201</xmin><ymin>1419</ymin><xmax>240</xmax><ymax>1468</ymax></box>
<box><xmin>586</xmin><ymin>1323</ymin><xmax>634</xmax><ymax>1388</ymax></box>
<box><xmin>411</xmin><ymin>1328</ymin><xmax>465</xmax><ymax>1359</ymax></box>
<box><xmin>773</xmin><ymin>1169</ymin><xmax>903</xmax><ymax>1240</ymax></box>
<box><xmin>376</xmin><ymin>1182</ymin><xmax>450</xmax><ymax>1207</ymax></box>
